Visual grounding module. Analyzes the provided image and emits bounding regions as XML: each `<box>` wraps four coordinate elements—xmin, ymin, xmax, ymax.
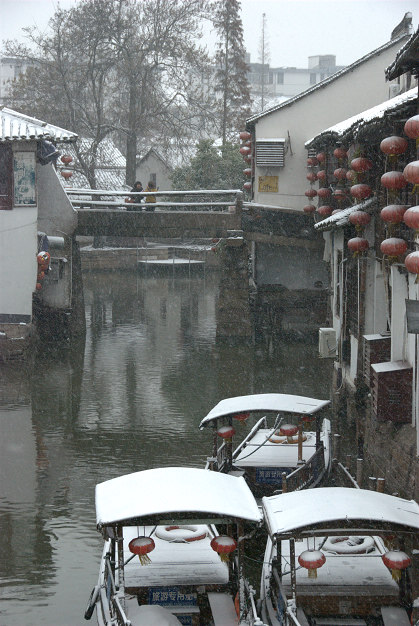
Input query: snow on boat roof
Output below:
<box><xmin>95</xmin><ymin>467</ymin><xmax>262</xmax><ymax>526</ymax></box>
<box><xmin>262</xmin><ymin>487</ymin><xmax>419</xmax><ymax>538</ymax></box>
<box><xmin>305</xmin><ymin>88</ymin><xmax>417</xmax><ymax>147</ymax></box>
<box><xmin>199</xmin><ymin>393</ymin><xmax>330</xmax><ymax>428</ymax></box>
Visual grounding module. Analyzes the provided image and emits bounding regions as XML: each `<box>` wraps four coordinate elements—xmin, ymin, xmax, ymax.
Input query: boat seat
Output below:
<box><xmin>207</xmin><ymin>592</ymin><xmax>238</xmax><ymax>626</ymax></box>
<box><xmin>381</xmin><ymin>606</ymin><xmax>410</xmax><ymax>625</ymax></box>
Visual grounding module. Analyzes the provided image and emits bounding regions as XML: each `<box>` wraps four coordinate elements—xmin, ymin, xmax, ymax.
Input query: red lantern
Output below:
<box><xmin>279</xmin><ymin>423</ymin><xmax>299</xmax><ymax>443</ymax></box>
<box><xmin>37</xmin><ymin>251</ymin><xmax>50</xmax><ymax>270</ymax></box>
<box><xmin>317</xmin><ymin>205</ymin><xmax>333</xmax><ymax>217</ymax></box>
<box><xmin>346</xmin><ymin>170</ymin><xmax>357</xmax><ymax>182</ymax></box>
<box><xmin>306</xmin><ymin>172</ymin><xmax>317</xmax><ymax>182</ymax></box>
<box><xmin>380</xmin><ymin>237</ymin><xmax>407</xmax><ymax>259</ymax></box>
<box><xmin>298</xmin><ymin>549</ymin><xmax>326</xmax><ymax>578</ymax></box>
<box><xmin>350</xmin><ymin>184</ymin><xmax>372</xmax><ymax>200</ymax></box>
<box><xmin>348</xmin><ymin>237</ymin><xmax>369</xmax><ymax>254</ymax></box>
<box><xmin>37</xmin><ymin>270</ymin><xmax>45</xmax><ymax>281</ymax></box>
<box><xmin>317</xmin><ymin>187</ymin><xmax>331</xmax><ymax>199</ymax></box>
<box><xmin>305</xmin><ymin>189</ymin><xmax>317</xmax><ymax>198</ymax></box>
<box><xmin>243</xmin><ymin>168</ymin><xmax>252</xmax><ymax>177</ymax></box>
<box><xmin>332</xmin><ymin>189</ymin><xmax>347</xmax><ymax>201</ymax></box>
<box><xmin>382</xmin><ymin>550</ymin><xmax>411</xmax><ymax>581</ymax></box>
<box><xmin>350</xmin><ymin>157</ymin><xmax>373</xmax><ymax>173</ymax></box>
<box><xmin>404</xmin><ymin>115</ymin><xmax>419</xmax><ymax>140</ymax></box>
<box><xmin>233</xmin><ymin>412</ymin><xmax>250</xmax><ymax>422</ymax></box>
<box><xmin>380</xmin><ymin>205</ymin><xmax>408</xmax><ymax>225</ymax></box>
<box><xmin>36</xmin><ymin>282</ymin><xmax>42</xmax><ymax>291</ymax></box>
<box><xmin>303</xmin><ymin>204</ymin><xmax>316</xmax><ymax>214</ymax></box>
<box><xmin>243</xmin><ymin>182</ymin><xmax>251</xmax><ymax>191</ymax></box>
<box><xmin>60</xmin><ymin>154</ymin><xmax>73</xmax><ymax>164</ymax></box>
<box><xmin>349</xmin><ymin>211</ymin><xmax>371</xmax><ymax>230</ymax></box>
<box><xmin>239</xmin><ymin>146</ymin><xmax>251</xmax><ymax>156</ymax></box>
<box><xmin>316</xmin><ymin>152</ymin><xmax>326</xmax><ymax>163</ymax></box>
<box><xmin>307</xmin><ymin>157</ymin><xmax>318</xmax><ymax>167</ymax></box>
<box><xmin>210</xmin><ymin>536</ymin><xmax>237</xmax><ymax>562</ymax></box>
<box><xmin>405</xmin><ymin>251</ymin><xmax>419</xmax><ymax>281</ymax></box>
<box><xmin>403</xmin><ymin>161</ymin><xmax>419</xmax><ymax>185</ymax></box>
<box><xmin>239</xmin><ymin>131</ymin><xmax>251</xmax><ymax>141</ymax></box>
<box><xmin>333</xmin><ymin>147</ymin><xmax>347</xmax><ymax>160</ymax></box>
<box><xmin>61</xmin><ymin>170</ymin><xmax>73</xmax><ymax>180</ymax></box>
<box><xmin>317</xmin><ymin>170</ymin><xmax>327</xmax><ymax>182</ymax></box>
<box><xmin>217</xmin><ymin>425</ymin><xmax>235</xmax><ymax>441</ymax></box>
<box><xmin>333</xmin><ymin>168</ymin><xmax>347</xmax><ymax>180</ymax></box>
<box><xmin>129</xmin><ymin>536</ymin><xmax>155</xmax><ymax>565</ymax></box>
<box><xmin>244</xmin><ymin>156</ymin><xmax>251</xmax><ymax>164</ymax></box>
<box><xmin>380</xmin><ymin>136</ymin><xmax>408</xmax><ymax>157</ymax></box>
<box><xmin>381</xmin><ymin>171</ymin><xmax>407</xmax><ymax>190</ymax></box>
<box><xmin>403</xmin><ymin>206</ymin><xmax>419</xmax><ymax>233</ymax></box>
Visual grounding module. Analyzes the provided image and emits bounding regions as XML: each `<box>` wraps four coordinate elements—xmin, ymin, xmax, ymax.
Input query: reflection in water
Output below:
<box><xmin>0</xmin><ymin>270</ymin><xmax>332</xmax><ymax>625</ymax></box>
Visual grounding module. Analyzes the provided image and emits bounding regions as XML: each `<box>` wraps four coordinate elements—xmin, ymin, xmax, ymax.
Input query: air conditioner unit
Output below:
<box><xmin>363</xmin><ymin>334</ymin><xmax>391</xmax><ymax>386</ymax></box>
<box><xmin>319</xmin><ymin>327</ymin><xmax>337</xmax><ymax>358</ymax></box>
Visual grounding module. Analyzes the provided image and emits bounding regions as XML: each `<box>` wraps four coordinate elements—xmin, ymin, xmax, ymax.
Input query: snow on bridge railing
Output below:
<box><xmin>66</xmin><ymin>188</ymin><xmax>243</xmax><ymax>213</ymax></box>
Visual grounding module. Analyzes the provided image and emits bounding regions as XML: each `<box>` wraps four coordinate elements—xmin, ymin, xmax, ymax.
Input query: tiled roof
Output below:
<box><xmin>314</xmin><ymin>197</ymin><xmax>377</xmax><ymax>232</ymax></box>
<box><xmin>246</xmin><ymin>34</ymin><xmax>410</xmax><ymax>125</ymax></box>
<box><xmin>386</xmin><ymin>26</ymin><xmax>419</xmax><ymax>80</ymax></box>
<box><xmin>0</xmin><ymin>107</ymin><xmax>77</xmax><ymax>142</ymax></box>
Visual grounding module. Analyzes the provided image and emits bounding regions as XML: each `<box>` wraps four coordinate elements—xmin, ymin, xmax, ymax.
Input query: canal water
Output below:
<box><xmin>0</xmin><ymin>269</ymin><xmax>333</xmax><ymax>626</ymax></box>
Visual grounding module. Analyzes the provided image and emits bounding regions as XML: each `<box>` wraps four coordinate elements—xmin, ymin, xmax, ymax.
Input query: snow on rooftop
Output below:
<box><xmin>0</xmin><ymin>107</ymin><xmax>77</xmax><ymax>142</ymax></box>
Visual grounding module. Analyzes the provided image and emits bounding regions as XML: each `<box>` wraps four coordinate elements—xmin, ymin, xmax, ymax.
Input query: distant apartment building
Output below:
<box><xmin>247</xmin><ymin>53</ymin><xmax>346</xmax><ymax>105</ymax></box>
<box><xmin>0</xmin><ymin>56</ymin><xmax>30</xmax><ymax>105</ymax></box>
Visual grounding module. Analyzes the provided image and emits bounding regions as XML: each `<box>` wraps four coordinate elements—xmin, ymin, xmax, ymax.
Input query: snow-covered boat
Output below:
<box><xmin>260</xmin><ymin>487</ymin><xmax>419</xmax><ymax>626</ymax></box>
<box><xmin>199</xmin><ymin>394</ymin><xmax>331</xmax><ymax>497</ymax></box>
<box><xmin>85</xmin><ymin>466</ymin><xmax>266</xmax><ymax>626</ymax></box>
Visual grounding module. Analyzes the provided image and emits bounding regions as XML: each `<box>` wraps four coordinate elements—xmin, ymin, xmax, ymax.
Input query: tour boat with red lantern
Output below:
<box><xmin>85</xmin><ymin>466</ymin><xmax>266</xmax><ymax>626</ymax></box>
<box><xmin>260</xmin><ymin>487</ymin><xmax>419</xmax><ymax>625</ymax></box>
<box><xmin>199</xmin><ymin>393</ymin><xmax>331</xmax><ymax>498</ymax></box>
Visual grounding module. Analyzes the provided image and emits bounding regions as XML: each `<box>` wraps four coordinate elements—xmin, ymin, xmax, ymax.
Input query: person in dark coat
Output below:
<box><xmin>127</xmin><ymin>181</ymin><xmax>143</xmax><ymax>210</ymax></box>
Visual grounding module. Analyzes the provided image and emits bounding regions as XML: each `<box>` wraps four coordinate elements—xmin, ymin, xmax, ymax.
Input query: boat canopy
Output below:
<box><xmin>199</xmin><ymin>393</ymin><xmax>330</xmax><ymax>428</ymax></box>
<box><xmin>262</xmin><ymin>487</ymin><xmax>419</xmax><ymax>538</ymax></box>
<box><xmin>95</xmin><ymin>466</ymin><xmax>262</xmax><ymax>527</ymax></box>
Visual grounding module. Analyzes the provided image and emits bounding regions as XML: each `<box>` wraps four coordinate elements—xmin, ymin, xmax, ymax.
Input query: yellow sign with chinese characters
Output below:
<box><xmin>258</xmin><ymin>176</ymin><xmax>278</xmax><ymax>193</ymax></box>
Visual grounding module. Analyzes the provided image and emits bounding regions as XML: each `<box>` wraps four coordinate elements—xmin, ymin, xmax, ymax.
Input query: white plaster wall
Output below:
<box><xmin>37</xmin><ymin>163</ymin><xmax>77</xmax><ymax>237</ymax></box>
<box><xmin>391</xmin><ymin>265</ymin><xmax>409</xmax><ymax>362</ymax></box>
<box><xmin>0</xmin><ymin>206</ymin><xmax>37</xmax><ymax>316</ymax></box>
<box><xmin>252</xmin><ymin>38</ymin><xmax>408</xmax><ymax>211</ymax></box>
<box><xmin>136</xmin><ymin>154</ymin><xmax>172</xmax><ymax>191</ymax></box>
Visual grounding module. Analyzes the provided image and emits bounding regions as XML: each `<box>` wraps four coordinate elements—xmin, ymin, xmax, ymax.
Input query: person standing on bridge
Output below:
<box><xmin>144</xmin><ymin>180</ymin><xmax>157</xmax><ymax>211</ymax></box>
<box><xmin>127</xmin><ymin>181</ymin><xmax>144</xmax><ymax>210</ymax></box>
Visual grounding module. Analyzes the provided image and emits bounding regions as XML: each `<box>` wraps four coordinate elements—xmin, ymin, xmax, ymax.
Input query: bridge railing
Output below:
<box><xmin>66</xmin><ymin>188</ymin><xmax>244</xmax><ymax>214</ymax></box>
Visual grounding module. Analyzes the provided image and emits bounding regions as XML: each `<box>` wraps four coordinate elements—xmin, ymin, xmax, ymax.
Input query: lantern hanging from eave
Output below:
<box><xmin>333</xmin><ymin>167</ymin><xmax>347</xmax><ymax>180</ymax></box>
<box><xmin>403</xmin><ymin>160</ymin><xmax>419</xmax><ymax>190</ymax></box>
<box><xmin>350</xmin><ymin>184</ymin><xmax>372</xmax><ymax>200</ymax></box>
<box><xmin>305</xmin><ymin>189</ymin><xmax>317</xmax><ymax>198</ymax></box>
<box><xmin>348</xmin><ymin>237</ymin><xmax>369</xmax><ymax>255</ymax></box>
<box><xmin>403</xmin><ymin>206</ymin><xmax>419</xmax><ymax>234</ymax></box>
<box><xmin>211</xmin><ymin>536</ymin><xmax>237</xmax><ymax>562</ymax></box>
<box><xmin>317</xmin><ymin>205</ymin><xmax>333</xmax><ymax>217</ymax></box>
<box><xmin>303</xmin><ymin>204</ymin><xmax>316</xmax><ymax>214</ymax></box>
<box><xmin>239</xmin><ymin>131</ymin><xmax>251</xmax><ymax>141</ymax></box>
<box><xmin>307</xmin><ymin>172</ymin><xmax>317</xmax><ymax>182</ymax></box>
<box><xmin>35</xmin><ymin>282</ymin><xmax>42</xmax><ymax>291</ymax></box>
<box><xmin>350</xmin><ymin>157</ymin><xmax>373</xmax><ymax>173</ymax></box>
<box><xmin>279</xmin><ymin>423</ymin><xmax>299</xmax><ymax>443</ymax></box>
<box><xmin>307</xmin><ymin>157</ymin><xmax>318</xmax><ymax>167</ymax></box>
<box><xmin>405</xmin><ymin>251</ymin><xmax>419</xmax><ymax>282</ymax></box>
<box><xmin>380</xmin><ymin>204</ymin><xmax>408</xmax><ymax>225</ymax></box>
<box><xmin>239</xmin><ymin>146</ymin><xmax>251</xmax><ymax>156</ymax></box>
<box><xmin>317</xmin><ymin>187</ymin><xmax>331</xmax><ymax>199</ymax></box>
<box><xmin>316</xmin><ymin>151</ymin><xmax>326</xmax><ymax>163</ymax></box>
<box><xmin>61</xmin><ymin>169</ymin><xmax>73</xmax><ymax>180</ymax></box>
<box><xmin>380</xmin><ymin>136</ymin><xmax>408</xmax><ymax>158</ymax></box>
<box><xmin>298</xmin><ymin>550</ymin><xmax>326</xmax><ymax>578</ymax></box>
<box><xmin>129</xmin><ymin>536</ymin><xmax>155</xmax><ymax>565</ymax></box>
<box><xmin>346</xmin><ymin>169</ymin><xmax>357</xmax><ymax>182</ymax></box>
<box><xmin>217</xmin><ymin>425</ymin><xmax>235</xmax><ymax>442</ymax></box>
<box><xmin>381</xmin><ymin>171</ymin><xmax>407</xmax><ymax>191</ymax></box>
<box><xmin>233</xmin><ymin>412</ymin><xmax>249</xmax><ymax>422</ymax></box>
<box><xmin>243</xmin><ymin>168</ymin><xmax>252</xmax><ymax>177</ymax></box>
<box><xmin>244</xmin><ymin>155</ymin><xmax>252</xmax><ymax>164</ymax></box>
<box><xmin>380</xmin><ymin>237</ymin><xmax>408</xmax><ymax>262</ymax></box>
<box><xmin>349</xmin><ymin>210</ymin><xmax>371</xmax><ymax>233</ymax></box>
<box><xmin>333</xmin><ymin>147</ymin><xmax>347</xmax><ymax>161</ymax></box>
<box><xmin>60</xmin><ymin>154</ymin><xmax>73</xmax><ymax>165</ymax></box>
<box><xmin>332</xmin><ymin>189</ymin><xmax>347</xmax><ymax>202</ymax></box>
<box><xmin>243</xmin><ymin>182</ymin><xmax>252</xmax><ymax>191</ymax></box>
<box><xmin>37</xmin><ymin>251</ymin><xmax>50</xmax><ymax>271</ymax></box>
<box><xmin>382</xmin><ymin>550</ymin><xmax>411</xmax><ymax>581</ymax></box>
<box><xmin>404</xmin><ymin>115</ymin><xmax>419</xmax><ymax>142</ymax></box>
<box><xmin>317</xmin><ymin>169</ymin><xmax>327</xmax><ymax>182</ymax></box>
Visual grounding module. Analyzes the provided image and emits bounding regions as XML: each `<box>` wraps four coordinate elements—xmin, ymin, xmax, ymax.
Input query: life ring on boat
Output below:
<box><xmin>155</xmin><ymin>525</ymin><xmax>207</xmax><ymax>543</ymax></box>
<box><xmin>268</xmin><ymin>431</ymin><xmax>307</xmax><ymax>444</ymax></box>
<box><xmin>322</xmin><ymin>536</ymin><xmax>375</xmax><ymax>554</ymax></box>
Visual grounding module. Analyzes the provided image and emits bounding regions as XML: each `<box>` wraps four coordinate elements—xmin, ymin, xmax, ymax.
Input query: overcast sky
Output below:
<box><xmin>1</xmin><ymin>0</ymin><xmax>417</xmax><ymax>69</ymax></box>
